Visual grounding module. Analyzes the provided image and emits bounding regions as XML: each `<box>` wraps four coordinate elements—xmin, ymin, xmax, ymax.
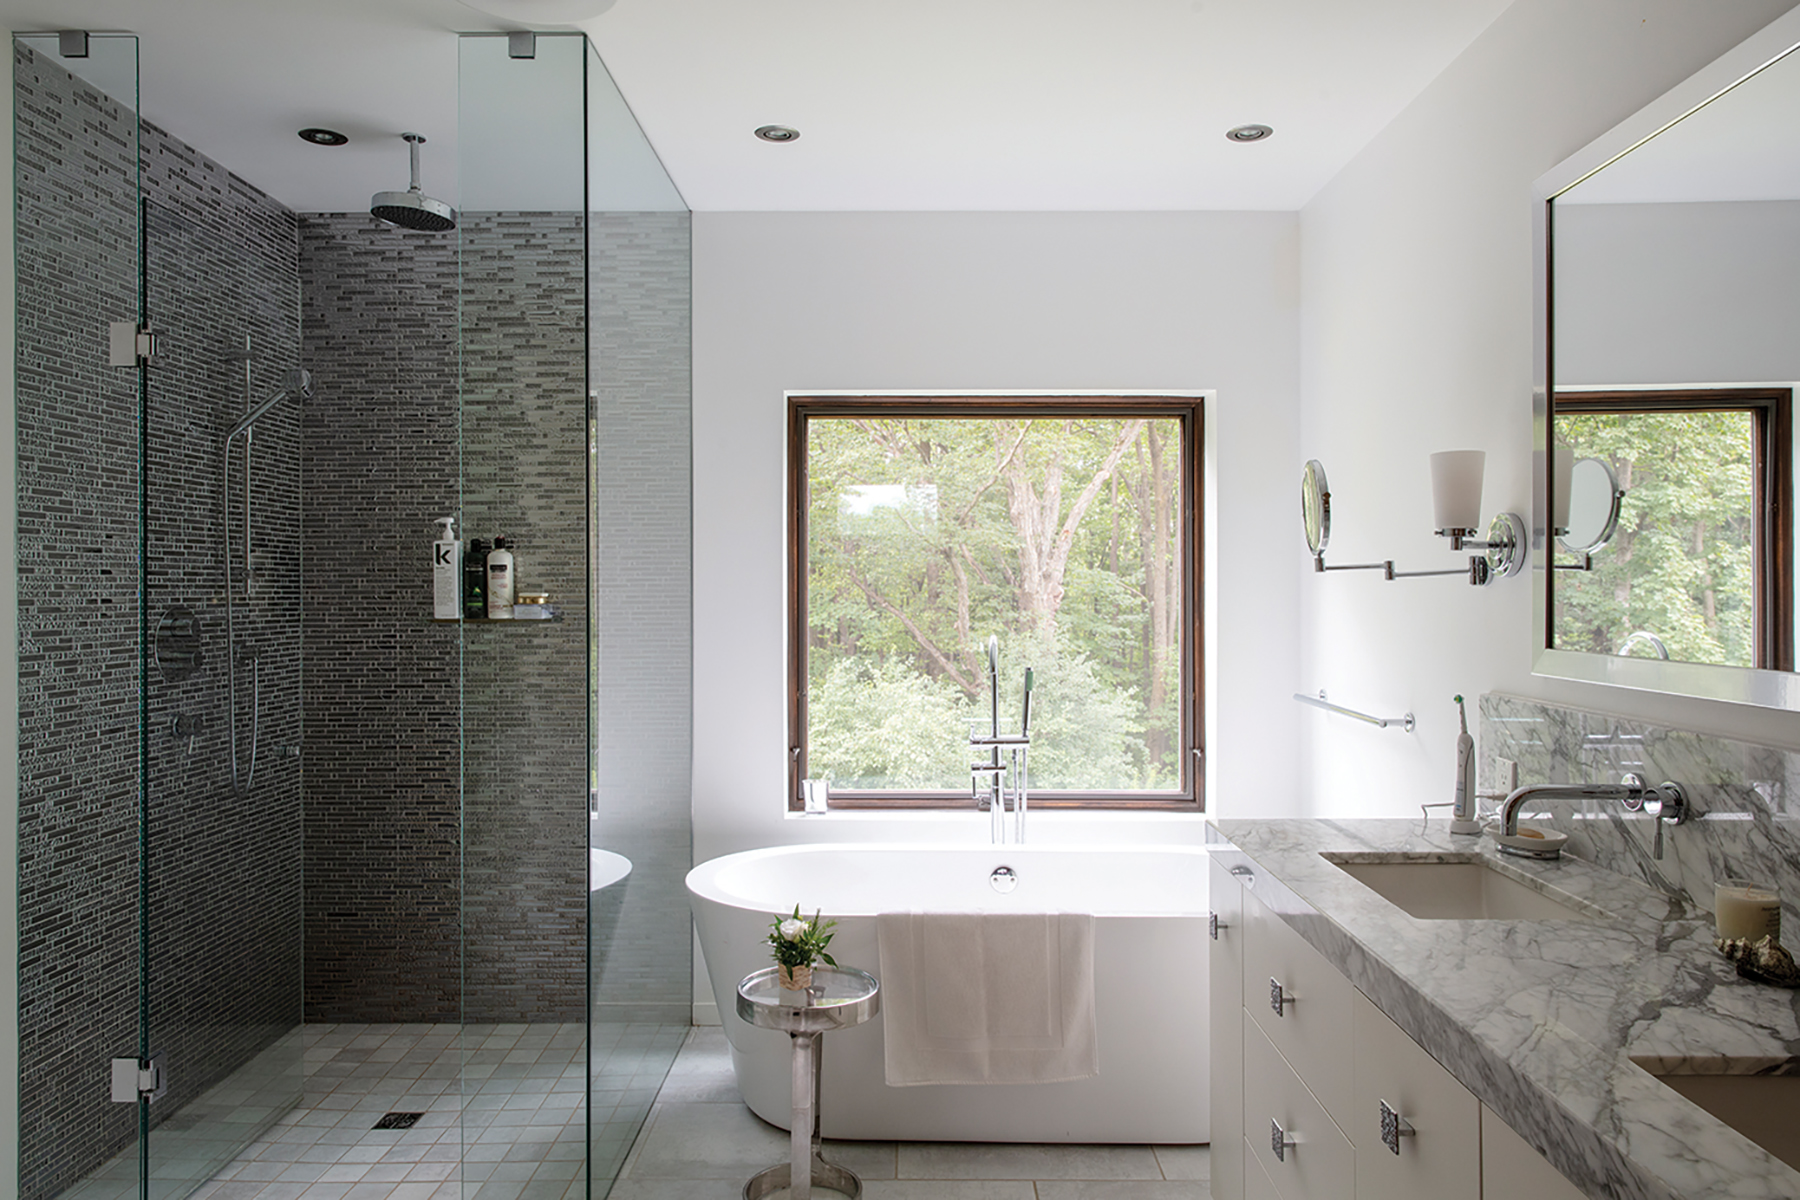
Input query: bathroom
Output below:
<box><xmin>7</xmin><ymin>1</ymin><xmax>1800</xmax><ymax>1199</ymax></box>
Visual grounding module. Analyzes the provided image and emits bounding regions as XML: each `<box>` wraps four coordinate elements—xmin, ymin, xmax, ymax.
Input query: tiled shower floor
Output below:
<box><xmin>182</xmin><ymin>1020</ymin><xmax>686</xmax><ymax>1200</ymax></box>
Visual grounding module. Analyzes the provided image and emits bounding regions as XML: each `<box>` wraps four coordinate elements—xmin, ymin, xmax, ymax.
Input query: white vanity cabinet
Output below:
<box><xmin>1211</xmin><ymin>858</ymin><xmax>1591</xmax><ymax>1200</ymax></box>
<box><xmin>1482</xmin><ymin>1105</ymin><xmax>1591</xmax><ymax>1200</ymax></box>
<box><xmin>1350</xmin><ymin>990</ymin><xmax>1479</xmax><ymax>1200</ymax></box>
<box><xmin>1209</xmin><ymin>855</ymin><xmax>1246</xmax><ymax>1200</ymax></box>
<box><xmin>1241</xmin><ymin>885</ymin><xmax>1354</xmax><ymax>1130</ymax></box>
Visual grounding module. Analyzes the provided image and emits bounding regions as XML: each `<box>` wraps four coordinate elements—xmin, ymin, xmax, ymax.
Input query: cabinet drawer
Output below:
<box><xmin>1352</xmin><ymin>989</ymin><xmax>1480</xmax><ymax>1200</ymax></box>
<box><xmin>1209</xmin><ymin>857</ymin><xmax>1246</xmax><ymax>1200</ymax></box>
<box><xmin>1244</xmin><ymin>1014</ymin><xmax>1353</xmax><ymax>1200</ymax></box>
<box><xmin>1243</xmin><ymin>1138</ymin><xmax>1283</xmax><ymax>1200</ymax></box>
<box><xmin>1243</xmin><ymin>888</ymin><xmax>1354</xmax><ymax>1127</ymax></box>
<box><xmin>1481</xmin><ymin>1104</ymin><xmax>1590</xmax><ymax>1200</ymax></box>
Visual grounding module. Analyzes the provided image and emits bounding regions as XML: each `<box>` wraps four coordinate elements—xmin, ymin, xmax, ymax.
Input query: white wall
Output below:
<box><xmin>1298</xmin><ymin>0</ymin><xmax>1800</xmax><ymax>818</ymax></box>
<box><xmin>1556</xmin><ymin>199</ymin><xmax>1800</xmax><ymax>385</ymax></box>
<box><xmin>691</xmin><ymin>211</ymin><xmax>1304</xmax><ymax>867</ymax></box>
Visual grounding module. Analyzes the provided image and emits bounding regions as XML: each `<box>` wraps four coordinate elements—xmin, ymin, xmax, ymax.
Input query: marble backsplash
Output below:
<box><xmin>1479</xmin><ymin>693</ymin><xmax>1800</xmax><ymax>930</ymax></box>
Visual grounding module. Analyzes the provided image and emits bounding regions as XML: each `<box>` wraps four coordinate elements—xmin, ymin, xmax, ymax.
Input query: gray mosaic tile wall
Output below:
<box><xmin>588</xmin><ymin>212</ymin><xmax>693</xmax><ymax>1020</ymax></box>
<box><xmin>15</xmin><ymin>43</ymin><xmax>304</xmax><ymax>1199</ymax></box>
<box><xmin>457</xmin><ymin>213</ymin><xmax>590</xmax><ymax>1022</ymax></box>
<box><xmin>299</xmin><ymin>212</ymin><xmax>609</xmax><ymax>1023</ymax></box>
<box><xmin>1481</xmin><ymin>693</ymin><xmax>1800</xmax><ymax>932</ymax></box>
<box><xmin>296</xmin><ymin>214</ymin><xmax>463</xmax><ymax>1022</ymax></box>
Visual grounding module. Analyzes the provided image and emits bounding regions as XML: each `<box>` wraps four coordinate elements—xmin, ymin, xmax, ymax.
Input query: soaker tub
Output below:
<box><xmin>686</xmin><ymin>842</ymin><xmax>1210</xmax><ymax>1143</ymax></box>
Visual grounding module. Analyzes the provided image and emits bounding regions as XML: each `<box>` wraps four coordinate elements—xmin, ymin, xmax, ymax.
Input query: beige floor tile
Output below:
<box><xmin>620</xmin><ymin>1102</ymin><xmax>788</xmax><ymax>1180</ymax></box>
<box><xmin>863</xmin><ymin>1184</ymin><xmax>1036</xmax><ymax>1200</ymax></box>
<box><xmin>1152</xmin><ymin>1146</ymin><xmax>1210</xmax><ymax>1181</ymax></box>
<box><xmin>1035</xmin><ymin>1184</ymin><xmax>1211</xmax><ymax>1200</ymax></box>
<box><xmin>897</xmin><ymin>1144</ymin><xmax>1163</xmax><ymax>1181</ymax></box>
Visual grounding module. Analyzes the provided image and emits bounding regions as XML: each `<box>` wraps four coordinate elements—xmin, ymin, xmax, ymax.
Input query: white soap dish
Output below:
<box><xmin>1484</xmin><ymin>823</ymin><xmax>1569</xmax><ymax>860</ymax></box>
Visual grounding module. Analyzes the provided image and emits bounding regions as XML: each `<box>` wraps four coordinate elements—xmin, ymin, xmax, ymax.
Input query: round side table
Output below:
<box><xmin>736</xmin><ymin>965</ymin><xmax>880</xmax><ymax>1200</ymax></box>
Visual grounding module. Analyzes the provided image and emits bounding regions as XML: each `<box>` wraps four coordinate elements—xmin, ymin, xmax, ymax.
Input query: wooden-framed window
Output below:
<box><xmin>1551</xmin><ymin>386</ymin><xmax>1794</xmax><ymax>671</ymax></box>
<box><xmin>787</xmin><ymin>395</ymin><xmax>1204</xmax><ymax>811</ymax></box>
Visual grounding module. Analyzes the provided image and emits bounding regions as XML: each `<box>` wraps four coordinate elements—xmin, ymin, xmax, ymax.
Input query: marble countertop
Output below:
<box><xmin>1210</xmin><ymin>818</ymin><xmax>1800</xmax><ymax>1200</ymax></box>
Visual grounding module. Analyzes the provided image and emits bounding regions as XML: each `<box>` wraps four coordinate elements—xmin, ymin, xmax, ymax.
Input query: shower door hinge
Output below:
<box><xmin>110</xmin><ymin>1052</ymin><xmax>168</xmax><ymax>1103</ymax></box>
<box><xmin>108</xmin><ymin>322</ymin><xmax>158</xmax><ymax>368</ymax></box>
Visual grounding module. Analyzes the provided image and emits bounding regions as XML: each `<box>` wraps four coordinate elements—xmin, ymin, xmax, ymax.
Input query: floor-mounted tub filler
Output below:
<box><xmin>686</xmin><ymin>842</ymin><xmax>1211</xmax><ymax>1143</ymax></box>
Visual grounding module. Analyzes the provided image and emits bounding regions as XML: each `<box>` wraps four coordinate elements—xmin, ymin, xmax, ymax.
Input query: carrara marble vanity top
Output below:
<box><xmin>1209</xmin><ymin>818</ymin><xmax>1800</xmax><ymax>1200</ymax></box>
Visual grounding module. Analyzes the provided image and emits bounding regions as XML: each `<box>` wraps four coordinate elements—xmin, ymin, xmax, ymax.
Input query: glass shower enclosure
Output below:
<box><xmin>14</xmin><ymin>30</ymin><xmax>304</xmax><ymax>1200</ymax></box>
<box><xmin>15</xmin><ymin>24</ymin><xmax>690</xmax><ymax>1200</ymax></box>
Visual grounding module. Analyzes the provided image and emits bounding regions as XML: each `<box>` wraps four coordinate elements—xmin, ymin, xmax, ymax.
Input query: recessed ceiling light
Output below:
<box><xmin>1226</xmin><ymin>124</ymin><xmax>1273</xmax><ymax>143</ymax></box>
<box><xmin>755</xmin><ymin>125</ymin><xmax>800</xmax><ymax>143</ymax></box>
<box><xmin>298</xmin><ymin>128</ymin><xmax>349</xmax><ymax>147</ymax></box>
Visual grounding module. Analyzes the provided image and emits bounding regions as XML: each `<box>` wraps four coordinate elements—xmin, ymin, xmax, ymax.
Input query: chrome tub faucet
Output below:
<box><xmin>970</xmin><ymin>635</ymin><xmax>1032</xmax><ymax>843</ymax></box>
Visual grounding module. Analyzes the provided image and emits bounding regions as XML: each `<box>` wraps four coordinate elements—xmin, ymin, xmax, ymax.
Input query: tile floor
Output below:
<box><xmin>608</xmin><ymin>1027</ymin><xmax>1213</xmax><ymax>1200</ymax></box>
<box><xmin>85</xmin><ymin>1023</ymin><xmax>1209</xmax><ymax>1200</ymax></box>
<box><xmin>184</xmin><ymin>1020</ymin><xmax>685</xmax><ymax>1200</ymax></box>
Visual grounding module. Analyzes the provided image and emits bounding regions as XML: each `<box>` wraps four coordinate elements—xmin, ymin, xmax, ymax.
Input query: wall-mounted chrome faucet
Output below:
<box><xmin>970</xmin><ymin>635</ymin><xmax>1032</xmax><ymax>843</ymax></box>
<box><xmin>1498</xmin><ymin>772</ymin><xmax>1687</xmax><ymax>860</ymax></box>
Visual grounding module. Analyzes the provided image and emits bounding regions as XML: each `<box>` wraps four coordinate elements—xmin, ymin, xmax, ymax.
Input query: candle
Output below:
<box><xmin>1715</xmin><ymin>880</ymin><xmax>1782</xmax><ymax>942</ymax></box>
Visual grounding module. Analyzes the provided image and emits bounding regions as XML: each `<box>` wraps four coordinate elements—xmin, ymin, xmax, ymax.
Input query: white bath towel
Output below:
<box><xmin>876</xmin><ymin>911</ymin><xmax>1097</xmax><ymax>1086</ymax></box>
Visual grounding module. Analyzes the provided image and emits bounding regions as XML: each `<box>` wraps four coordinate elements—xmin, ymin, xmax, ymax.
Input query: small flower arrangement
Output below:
<box><xmin>768</xmin><ymin>905</ymin><xmax>838</xmax><ymax>991</ymax></box>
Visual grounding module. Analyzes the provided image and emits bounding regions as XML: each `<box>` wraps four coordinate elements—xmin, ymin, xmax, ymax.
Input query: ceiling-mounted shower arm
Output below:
<box><xmin>403</xmin><ymin>132</ymin><xmax>425</xmax><ymax>193</ymax></box>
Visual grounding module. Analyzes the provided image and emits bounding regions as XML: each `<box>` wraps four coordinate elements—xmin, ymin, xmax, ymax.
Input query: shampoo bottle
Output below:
<box><xmin>1450</xmin><ymin>694</ymin><xmax>1481</xmax><ymax>834</ymax></box>
<box><xmin>432</xmin><ymin>517</ymin><xmax>462</xmax><ymax>619</ymax></box>
<box><xmin>486</xmin><ymin>536</ymin><xmax>516</xmax><ymax>619</ymax></box>
<box><xmin>463</xmin><ymin>537</ymin><xmax>489</xmax><ymax>619</ymax></box>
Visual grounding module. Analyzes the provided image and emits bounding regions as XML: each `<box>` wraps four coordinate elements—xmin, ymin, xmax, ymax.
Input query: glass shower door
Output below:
<box><xmin>11</xmin><ymin>31</ymin><xmax>152</xmax><ymax>1200</ymax></box>
<box><xmin>136</xmin><ymin>199</ymin><xmax>305</xmax><ymax>1196</ymax></box>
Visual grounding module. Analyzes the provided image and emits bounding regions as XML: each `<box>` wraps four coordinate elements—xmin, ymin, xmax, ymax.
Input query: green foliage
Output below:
<box><xmin>803</xmin><ymin>415</ymin><xmax>1184</xmax><ymax>793</ymax></box>
<box><xmin>1553</xmin><ymin>410</ymin><xmax>1756</xmax><ymax>667</ymax></box>
<box><xmin>809</xmin><ymin>657</ymin><xmax>977</xmax><ymax>788</ymax></box>
<box><xmin>768</xmin><ymin>906</ymin><xmax>837</xmax><ymax>970</ymax></box>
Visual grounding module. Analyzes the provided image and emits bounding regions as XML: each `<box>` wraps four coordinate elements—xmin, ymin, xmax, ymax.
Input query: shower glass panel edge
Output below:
<box><xmin>456</xmin><ymin>32</ymin><xmax>592</xmax><ymax>1194</ymax></box>
<box><xmin>582</xmin><ymin>33</ymin><xmax>692</xmax><ymax>1200</ymax></box>
<box><xmin>11</xmin><ymin>32</ymin><xmax>149</xmax><ymax>1200</ymax></box>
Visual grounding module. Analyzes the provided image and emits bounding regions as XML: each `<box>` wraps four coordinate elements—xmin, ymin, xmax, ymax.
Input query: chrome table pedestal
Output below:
<box><xmin>736</xmin><ymin>965</ymin><xmax>880</xmax><ymax>1200</ymax></box>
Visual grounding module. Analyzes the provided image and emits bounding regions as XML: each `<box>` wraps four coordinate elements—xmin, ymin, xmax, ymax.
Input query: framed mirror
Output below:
<box><xmin>1534</xmin><ymin>7</ymin><xmax>1800</xmax><ymax>708</ymax></box>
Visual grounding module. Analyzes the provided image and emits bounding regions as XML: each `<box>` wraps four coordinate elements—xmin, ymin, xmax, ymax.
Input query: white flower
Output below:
<box><xmin>778</xmin><ymin>918</ymin><xmax>808</xmax><ymax>941</ymax></box>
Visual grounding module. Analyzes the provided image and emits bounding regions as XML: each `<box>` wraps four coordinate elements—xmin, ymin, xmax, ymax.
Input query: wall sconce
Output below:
<box><xmin>1302</xmin><ymin>455</ymin><xmax>1525</xmax><ymax>587</ymax></box>
<box><xmin>1429</xmin><ymin>450</ymin><xmax>1525</xmax><ymax>583</ymax></box>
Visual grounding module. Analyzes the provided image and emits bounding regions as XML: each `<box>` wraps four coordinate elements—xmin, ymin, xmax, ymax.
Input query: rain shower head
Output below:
<box><xmin>371</xmin><ymin>132</ymin><xmax>456</xmax><ymax>233</ymax></box>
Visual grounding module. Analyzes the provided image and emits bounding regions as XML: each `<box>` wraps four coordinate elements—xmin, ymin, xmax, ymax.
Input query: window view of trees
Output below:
<box><xmin>1553</xmin><ymin>409</ymin><xmax>1757</xmax><ymax>667</ymax></box>
<box><xmin>799</xmin><ymin>408</ymin><xmax>1193</xmax><ymax>797</ymax></box>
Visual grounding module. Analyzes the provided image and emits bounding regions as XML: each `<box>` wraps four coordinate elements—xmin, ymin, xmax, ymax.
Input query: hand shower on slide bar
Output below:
<box><xmin>220</xmin><ymin>348</ymin><xmax>311</xmax><ymax>796</ymax></box>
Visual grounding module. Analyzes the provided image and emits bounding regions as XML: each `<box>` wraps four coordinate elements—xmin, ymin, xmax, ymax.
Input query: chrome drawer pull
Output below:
<box><xmin>1271</xmin><ymin>1117</ymin><xmax>1298</xmax><ymax>1162</ymax></box>
<box><xmin>1380</xmin><ymin>1099</ymin><xmax>1416</xmax><ymax>1155</ymax></box>
<box><xmin>1270</xmin><ymin>977</ymin><xmax>1297</xmax><ymax>1015</ymax></box>
<box><xmin>1210</xmin><ymin>912</ymin><xmax>1229</xmax><ymax>940</ymax></box>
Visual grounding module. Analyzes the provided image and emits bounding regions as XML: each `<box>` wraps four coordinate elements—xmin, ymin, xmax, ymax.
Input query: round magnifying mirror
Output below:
<box><xmin>1558</xmin><ymin>457</ymin><xmax>1623</xmax><ymax>555</ymax></box>
<box><xmin>1301</xmin><ymin>460</ymin><xmax>1331</xmax><ymax>556</ymax></box>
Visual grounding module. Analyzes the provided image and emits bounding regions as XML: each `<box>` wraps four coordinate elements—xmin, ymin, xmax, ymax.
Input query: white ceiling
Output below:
<box><xmin>0</xmin><ymin>0</ymin><xmax>1514</xmax><ymax>213</ymax></box>
<box><xmin>1561</xmin><ymin>40</ymin><xmax>1800</xmax><ymax>204</ymax></box>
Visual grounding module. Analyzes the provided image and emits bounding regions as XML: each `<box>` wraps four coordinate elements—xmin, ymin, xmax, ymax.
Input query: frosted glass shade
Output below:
<box><xmin>1430</xmin><ymin>450</ymin><xmax>1486</xmax><ymax>532</ymax></box>
<box><xmin>1552</xmin><ymin>444</ymin><xmax>1574</xmax><ymax>532</ymax></box>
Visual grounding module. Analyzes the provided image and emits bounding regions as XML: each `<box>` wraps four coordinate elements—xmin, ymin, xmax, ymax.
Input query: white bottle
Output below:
<box><xmin>1450</xmin><ymin>694</ymin><xmax>1482</xmax><ymax>834</ymax></box>
<box><xmin>486</xmin><ymin>536</ymin><xmax>516</xmax><ymax>619</ymax></box>
<box><xmin>432</xmin><ymin>517</ymin><xmax>462</xmax><ymax>619</ymax></box>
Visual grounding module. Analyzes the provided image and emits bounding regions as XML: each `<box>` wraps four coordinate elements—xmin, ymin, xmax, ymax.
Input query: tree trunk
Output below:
<box><xmin>1001</xmin><ymin>418</ymin><xmax>1146</xmax><ymax>631</ymax></box>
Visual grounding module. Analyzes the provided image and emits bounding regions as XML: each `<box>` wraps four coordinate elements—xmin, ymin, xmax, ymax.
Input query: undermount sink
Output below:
<box><xmin>1323</xmin><ymin>854</ymin><xmax>1611</xmax><ymax>922</ymax></box>
<box><xmin>1641</xmin><ymin>1069</ymin><xmax>1800</xmax><ymax>1171</ymax></box>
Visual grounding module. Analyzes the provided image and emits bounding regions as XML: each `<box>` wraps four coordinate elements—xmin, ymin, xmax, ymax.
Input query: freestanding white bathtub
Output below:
<box><xmin>686</xmin><ymin>842</ymin><xmax>1210</xmax><ymax>1143</ymax></box>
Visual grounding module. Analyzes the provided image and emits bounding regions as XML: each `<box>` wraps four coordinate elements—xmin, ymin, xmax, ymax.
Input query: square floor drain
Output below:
<box><xmin>372</xmin><ymin>1111</ymin><xmax>424</xmax><ymax>1130</ymax></box>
